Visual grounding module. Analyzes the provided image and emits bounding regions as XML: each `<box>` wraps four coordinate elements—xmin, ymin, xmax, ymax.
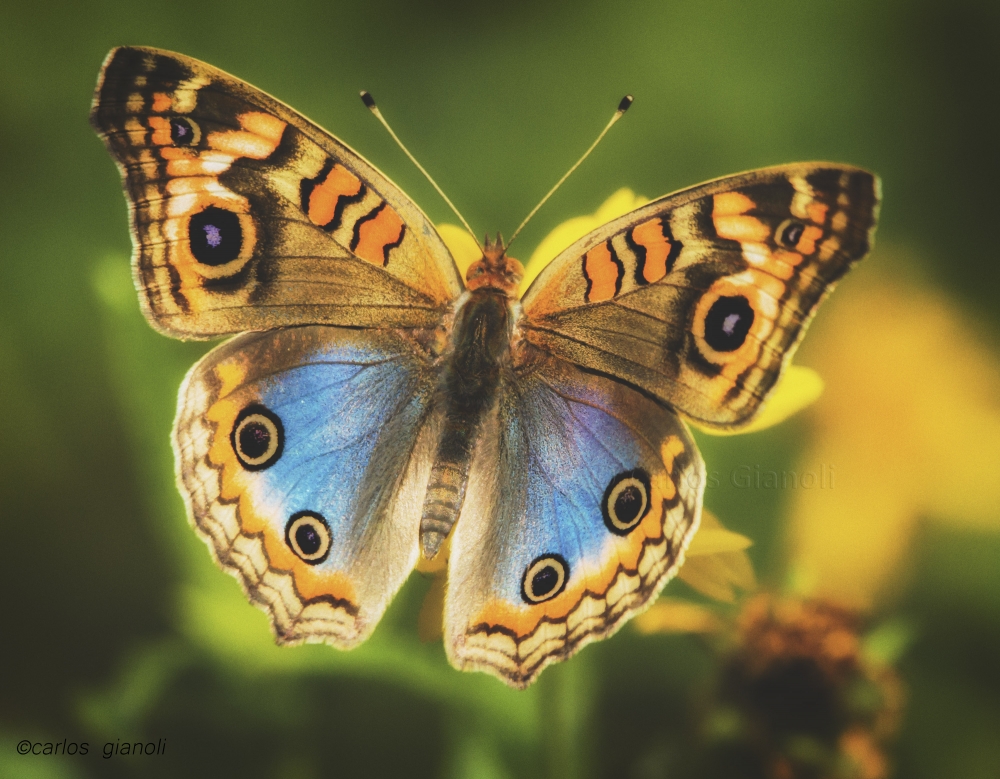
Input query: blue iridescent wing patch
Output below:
<box><xmin>174</xmin><ymin>325</ymin><xmax>440</xmax><ymax>646</ymax></box>
<box><xmin>444</xmin><ymin>357</ymin><xmax>704</xmax><ymax>688</ymax></box>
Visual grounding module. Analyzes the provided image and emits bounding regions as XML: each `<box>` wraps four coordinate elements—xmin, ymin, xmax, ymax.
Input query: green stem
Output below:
<box><xmin>539</xmin><ymin>652</ymin><xmax>595</xmax><ymax>779</ymax></box>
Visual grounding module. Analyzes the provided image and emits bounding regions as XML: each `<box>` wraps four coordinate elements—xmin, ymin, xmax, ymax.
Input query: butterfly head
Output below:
<box><xmin>466</xmin><ymin>233</ymin><xmax>524</xmax><ymax>298</ymax></box>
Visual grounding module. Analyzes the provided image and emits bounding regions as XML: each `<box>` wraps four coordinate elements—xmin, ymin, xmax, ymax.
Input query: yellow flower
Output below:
<box><xmin>520</xmin><ymin>188</ymin><xmax>650</xmax><ymax>295</ymax></box>
<box><xmin>695</xmin><ymin>365</ymin><xmax>825</xmax><ymax>437</ymax></box>
<box><xmin>676</xmin><ymin>510</ymin><xmax>757</xmax><ymax>602</ymax></box>
<box><xmin>785</xmin><ymin>257</ymin><xmax>1000</xmax><ymax>606</ymax></box>
<box><xmin>435</xmin><ymin>223</ymin><xmax>481</xmax><ymax>280</ymax></box>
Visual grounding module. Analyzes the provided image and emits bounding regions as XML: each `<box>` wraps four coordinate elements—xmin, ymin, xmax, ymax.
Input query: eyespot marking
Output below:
<box><xmin>170</xmin><ymin>117</ymin><xmax>200</xmax><ymax>146</ymax></box>
<box><xmin>521</xmin><ymin>554</ymin><xmax>569</xmax><ymax>604</ymax></box>
<box><xmin>189</xmin><ymin>206</ymin><xmax>243</xmax><ymax>266</ymax></box>
<box><xmin>602</xmin><ymin>469</ymin><xmax>652</xmax><ymax>535</ymax></box>
<box><xmin>285</xmin><ymin>511</ymin><xmax>332</xmax><ymax>565</ymax></box>
<box><xmin>231</xmin><ymin>405</ymin><xmax>284</xmax><ymax>471</ymax></box>
<box><xmin>703</xmin><ymin>295</ymin><xmax>755</xmax><ymax>352</ymax></box>
<box><xmin>776</xmin><ymin>218</ymin><xmax>805</xmax><ymax>249</ymax></box>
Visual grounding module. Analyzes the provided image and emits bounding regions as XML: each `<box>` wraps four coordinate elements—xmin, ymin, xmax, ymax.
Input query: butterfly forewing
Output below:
<box><xmin>91</xmin><ymin>46</ymin><xmax>462</xmax><ymax>339</ymax></box>
<box><xmin>520</xmin><ymin>164</ymin><xmax>880</xmax><ymax>428</ymax></box>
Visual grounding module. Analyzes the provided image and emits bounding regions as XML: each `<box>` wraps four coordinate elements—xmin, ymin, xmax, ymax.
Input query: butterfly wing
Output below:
<box><xmin>443</xmin><ymin>356</ymin><xmax>704</xmax><ymax>688</ymax></box>
<box><xmin>520</xmin><ymin>164</ymin><xmax>880</xmax><ymax>428</ymax></box>
<box><xmin>175</xmin><ymin>325</ymin><xmax>440</xmax><ymax>645</ymax></box>
<box><xmin>91</xmin><ymin>47</ymin><xmax>462</xmax><ymax>338</ymax></box>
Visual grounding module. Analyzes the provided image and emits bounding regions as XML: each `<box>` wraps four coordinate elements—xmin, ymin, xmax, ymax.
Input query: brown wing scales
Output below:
<box><xmin>91</xmin><ymin>47</ymin><xmax>461</xmax><ymax>339</ymax></box>
<box><xmin>521</xmin><ymin>164</ymin><xmax>880</xmax><ymax>427</ymax></box>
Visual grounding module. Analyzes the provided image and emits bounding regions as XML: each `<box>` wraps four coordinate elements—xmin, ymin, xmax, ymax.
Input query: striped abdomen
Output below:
<box><xmin>419</xmin><ymin>427</ymin><xmax>475</xmax><ymax>558</ymax></box>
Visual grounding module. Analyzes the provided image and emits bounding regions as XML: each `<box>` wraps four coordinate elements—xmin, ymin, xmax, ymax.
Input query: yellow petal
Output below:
<box><xmin>695</xmin><ymin>365</ymin><xmax>825</xmax><ymax>436</ymax></box>
<box><xmin>786</xmin><ymin>257</ymin><xmax>1000</xmax><ymax>607</ymax></box>
<box><xmin>679</xmin><ymin>551</ymin><xmax>757</xmax><ymax>603</ymax></box>
<box><xmin>686</xmin><ymin>510</ymin><xmax>753</xmax><ymax>556</ymax></box>
<box><xmin>437</xmin><ymin>223</ymin><xmax>482</xmax><ymax>280</ymax></box>
<box><xmin>632</xmin><ymin>598</ymin><xmax>723</xmax><ymax>634</ymax></box>
<box><xmin>520</xmin><ymin>188</ymin><xmax>650</xmax><ymax>295</ymax></box>
<box><xmin>678</xmin><ymin>511</ymin><xmax>756</xmax><ymax>602</ymax></box>
<box><xmin>414</xmin><ymin>532</ymin><xmax>451</xmax><ymax>574</ymax></box>
<box><xmin>417</xmin><ymin>573</ymin><xmax>446</xmax><ymax>643</ymax></box>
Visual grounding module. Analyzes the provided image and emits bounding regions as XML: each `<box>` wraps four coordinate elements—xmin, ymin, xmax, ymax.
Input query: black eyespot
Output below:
<box><xmin>231</xmin><ymin>405</ymin><xmax>284</xmax><ymax>471</ymax></box>
<box><xmin>521</xmin><ymin>554</ymin><xmax>569</xmax><ymax>604</ymax></box>
<box><xmin>704</xmin><ymin>295</ymin><xmax>755</xmax><ymax>352</ymax></box>
<box><xmin>602</xmin><ymin>469</ymin><xmax>652</xmax><ymax>535</ymax></box>
<box><xmin>189</xmin><ymin>206</ymin><xmax>243</xmax><ymax>266</ymax></box>
<box><xmin>285</xmin><ymin>511</ymin><xmax>331</xmax><ymax>564</ymax></box>
<box><xmin>776</xmin><ymin>219</ymin><xmax>806</xmax><ymax>249</ymax></box>
<box><xmin>169</xmin><ymin>117</ymin><xmax>200</xmax><ymax>146</ymax></box>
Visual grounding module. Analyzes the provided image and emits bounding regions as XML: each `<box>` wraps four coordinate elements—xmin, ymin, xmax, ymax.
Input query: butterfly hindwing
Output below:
<box><xmin>174</xmin><ymin>326</ymin><xmax>440</xmax><ymax>645</ymax></box>
<box><xmin>91</xmin><ymin>47</ymin><xmax>462</xmax><ymax>338</ymax></box>
<box><xmin>521</xmin><ymin>164</ymin><xmax>880</xmax><ymax>428</ymax></box>
<box><xmin>444</xmin><ymin>356</ymin><xmax>704</xmax><ymax>687</ymax></box>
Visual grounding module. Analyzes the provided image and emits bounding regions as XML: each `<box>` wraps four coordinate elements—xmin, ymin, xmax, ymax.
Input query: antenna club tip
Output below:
<box><xmin>618</xmin><ymin>95</ymin><xmax>634</xmax><ymax>113</ymax></box>
<box><xmin>360</xmin><ymin>91</ymin><xmax>376</xmax><ymax>109</ymax></box>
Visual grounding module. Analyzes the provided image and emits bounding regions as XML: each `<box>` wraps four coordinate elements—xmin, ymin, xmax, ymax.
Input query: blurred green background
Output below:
<box><xmin>2</xmin><ymin>1</ymin><xmax>999</xmax><ymax>777</ymax></box>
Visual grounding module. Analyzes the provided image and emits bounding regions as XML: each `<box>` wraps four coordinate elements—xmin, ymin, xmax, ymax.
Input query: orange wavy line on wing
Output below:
<box><xmin>202</xmin><ymin>360</ymin><xmax>359</xmax><ymax>607</ymax></box>
<box><xmin>470</xmin><ymin>436</ymin><xmax>685</xmax><ymax>638</ymax></box>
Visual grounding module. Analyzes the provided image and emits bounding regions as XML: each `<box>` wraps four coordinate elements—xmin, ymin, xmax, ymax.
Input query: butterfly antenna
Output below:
<box><xmin>360</xmin><ymin>91</ymin><xmax>480</xmax><ymax>249</ymax></box>
<box><xmin>507</xmin><ymin>95</ymin><xmax>633</xmax><ymax>251</ymax></box>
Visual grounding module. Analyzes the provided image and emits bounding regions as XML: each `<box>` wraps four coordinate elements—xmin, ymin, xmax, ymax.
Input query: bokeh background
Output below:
<box><xmin>2</xmin><ymin>1</ymin><xmax>999</xmax><ymax>777</ymax></box>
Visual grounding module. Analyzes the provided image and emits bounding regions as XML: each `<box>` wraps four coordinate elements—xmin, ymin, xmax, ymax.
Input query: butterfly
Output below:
<box><xmin>91</xmin><ymin>46</ymin><xmax>880</xmax><ymax>689</ymax></box>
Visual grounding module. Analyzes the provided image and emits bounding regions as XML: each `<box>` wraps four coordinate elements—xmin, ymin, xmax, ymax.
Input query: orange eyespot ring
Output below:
<box><xmin>180</xmin><ymin>204</ymin><xmax>256</xmax><ymax>279</ymax></box>
<box><xmin>703</xmin><ymin>295</ymin><xmax>755</xmax><ymax>353</ymax></box>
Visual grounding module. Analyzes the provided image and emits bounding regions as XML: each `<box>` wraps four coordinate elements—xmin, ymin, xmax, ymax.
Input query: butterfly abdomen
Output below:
<box><xmin>420</xmin><ymin>290</ymin><xmax>512</xmax><ymax>558</ymax></box>
<box><xmin>420</xmin><ymin>442</ymin><xmax>473</xmax><ymax>558</ymax></box>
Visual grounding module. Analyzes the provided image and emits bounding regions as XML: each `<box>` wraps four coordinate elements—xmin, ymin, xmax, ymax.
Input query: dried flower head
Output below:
<box><xmin>702</xmin><ymin>594</ymin><xmax>903</xmax><ymax>779</ymax></box>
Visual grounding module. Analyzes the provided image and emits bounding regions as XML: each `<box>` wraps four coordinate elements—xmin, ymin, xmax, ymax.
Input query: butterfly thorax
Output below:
<box><xmin>445</xmin><ymin>289</ymin><xmax>512</xmax><ymax>404</ymax></box>
<box><xmin>464</xmin><ymin>236</ymin><xmax>525</xmax><ymax>299</ymax></box>
<box><xmin>418</xmin><ymin>249</ymin><xmax>522</xmax><ymax>559</ymax></box>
